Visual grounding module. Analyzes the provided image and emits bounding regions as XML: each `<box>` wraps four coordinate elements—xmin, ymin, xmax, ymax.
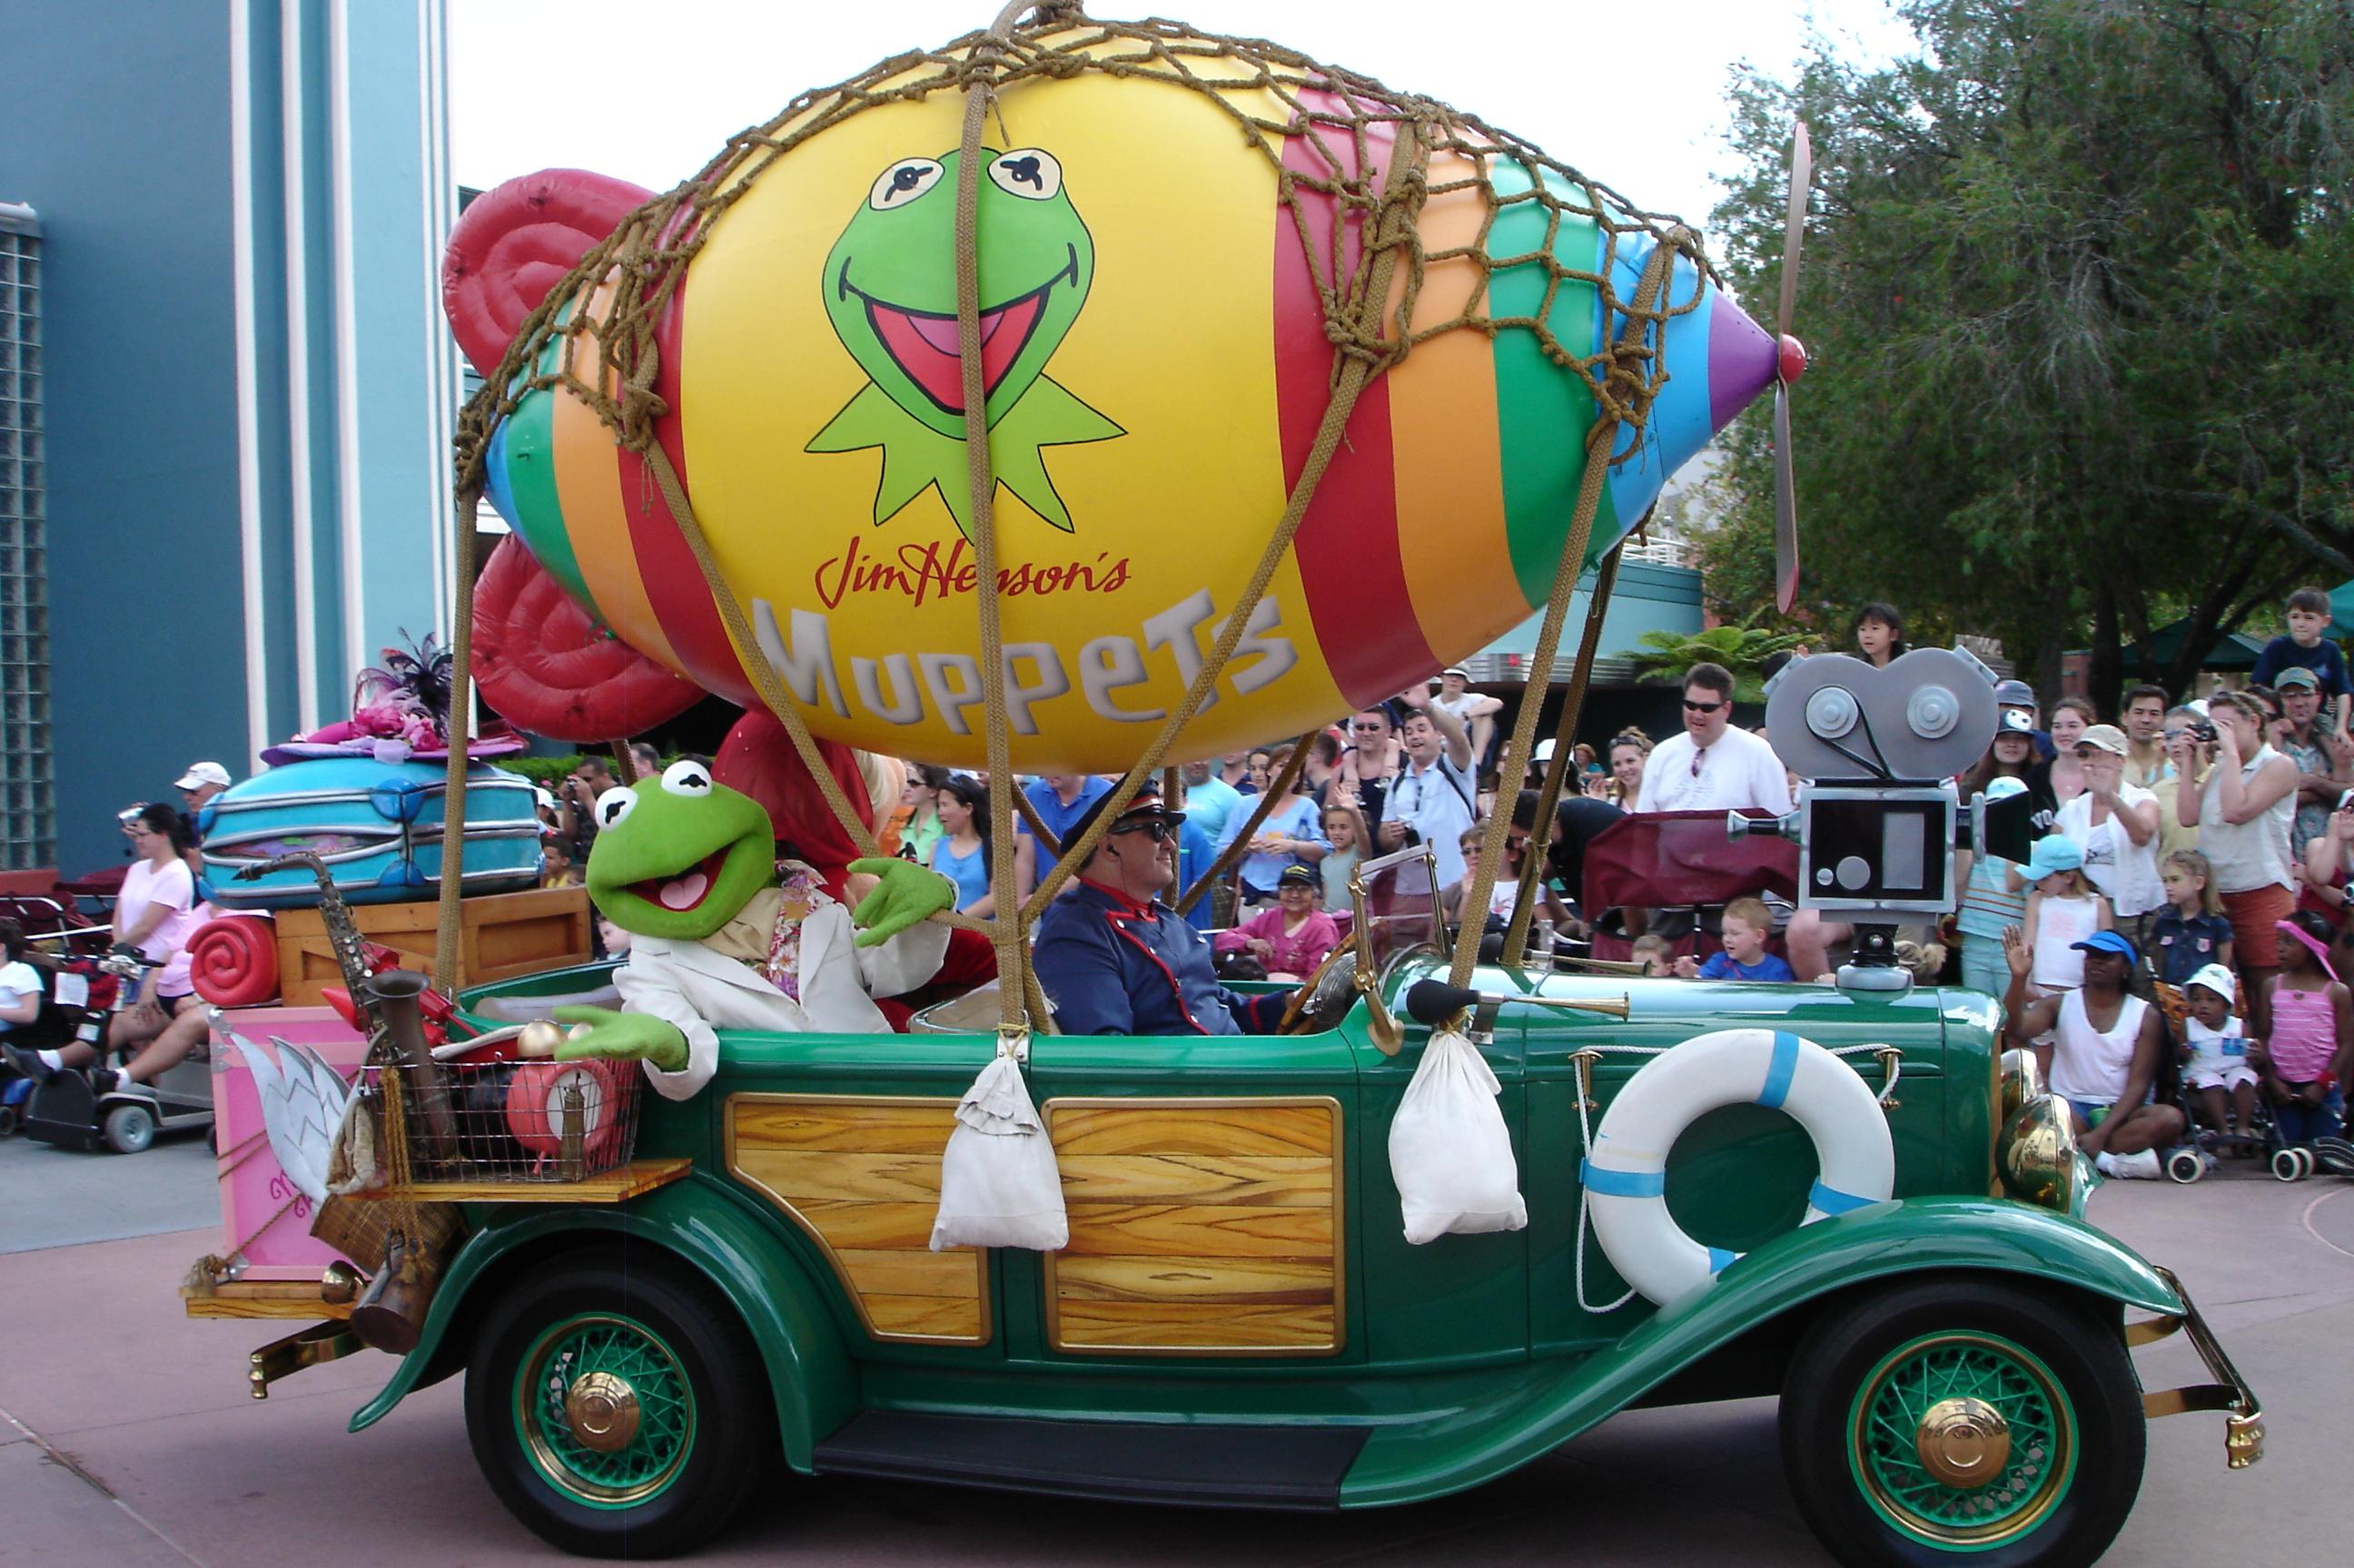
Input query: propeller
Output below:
<box><xmin>1772</xmin><ymin>121</ymin><xmax>1812</xmax><ymax>615</ymax></box>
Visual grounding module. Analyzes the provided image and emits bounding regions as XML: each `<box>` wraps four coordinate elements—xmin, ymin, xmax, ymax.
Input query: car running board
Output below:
<box><xmin>813</xmin><ymin>1411</ymin><xmax>1369</xmax><ymax>1510</ymax></box>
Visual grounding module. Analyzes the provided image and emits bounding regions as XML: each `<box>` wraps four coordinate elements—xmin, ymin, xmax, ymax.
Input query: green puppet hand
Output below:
<box><xmin>551</xmin><ymin>1006</ymin><xmax>689</xmax><ymax>1074</ymax></box>
<box><xmin>846</xmin><ymin>857</ymin><xmax>956</xmax><ymax>948</ymax></box>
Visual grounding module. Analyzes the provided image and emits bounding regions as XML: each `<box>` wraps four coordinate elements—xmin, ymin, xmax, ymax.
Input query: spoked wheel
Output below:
<box><xmin>1781</xmin><ymin>1278</ymin><xmax>2143</xmax><ymax>1567</ymax></box>
<box><xmin>466</xmin><ymin>1257</ymin><xmax>771</xmax><ymax>1557</ymax></box>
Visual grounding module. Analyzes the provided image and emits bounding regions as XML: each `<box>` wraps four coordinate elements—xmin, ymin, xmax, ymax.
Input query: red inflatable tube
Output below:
<box><xmin>471</xmin><ymin>537</ymin><xmax>705</xmax><ymax>743</ymax></box>
<box><xmin>186</xmin><ymin>914</ymin><xmax>281</xmax><ymax>1007</ymax></box>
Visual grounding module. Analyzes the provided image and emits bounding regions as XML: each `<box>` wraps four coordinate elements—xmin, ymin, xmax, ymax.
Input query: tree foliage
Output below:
<box><xmin>1702</xmin><ymin>0</ymin><xmax>2354</xmax><ymax>706</ymax></box>
<box><xmin>1627</xmin><ymin>624</ymin><xmax>1814</xmax><ymax>700</ymax></box>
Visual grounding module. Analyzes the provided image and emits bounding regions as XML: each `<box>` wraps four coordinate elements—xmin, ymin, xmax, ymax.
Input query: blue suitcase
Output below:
<box><xmin>197</xmin><ymin>756</ymin><xmax>543</xmax><ymax>909</ymax></box>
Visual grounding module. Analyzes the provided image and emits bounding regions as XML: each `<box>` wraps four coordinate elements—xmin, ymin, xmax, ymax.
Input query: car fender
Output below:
<box><xmin>1343</xmin><ymin>1196</ymin><xmax>2183</xmax><ymax>1507</ymax></box>
<box><xmin>348</xmin><ymin>1173</ymin><xmax>857</xmax><ymax>1469</ymax></box>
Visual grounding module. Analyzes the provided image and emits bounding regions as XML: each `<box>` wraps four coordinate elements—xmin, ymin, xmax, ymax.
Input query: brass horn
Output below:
<box><xmin>1549</xmin><ymin>954</ymin><xmax>1653</xmax><ymax>977</ymax></box>
<box><xmin>1358</xmin><ymin>966</ymin><xmax>1406</xmax><ymax>1056</ymax></box>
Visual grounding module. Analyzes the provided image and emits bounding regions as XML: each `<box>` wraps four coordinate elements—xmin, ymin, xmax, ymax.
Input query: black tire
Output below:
<box><xmin>465</xmin><ymin>1254</ymin><xmax>773</xmax><ymax>1558</ymax></box>
<box><xmin>1780</xmin><ymin>1277</ymin><xmax>2144</xmax><ymax>1568</ymax></box>
<box><xmin>0</xmin><ymin>1103</ymin><xmax>20</xmax><ymax>1138</ymax></box>
<box><xmin>103</xmin><ymin>1100</ymin><xmax>157</xmax><ymax>1155</ymax></box>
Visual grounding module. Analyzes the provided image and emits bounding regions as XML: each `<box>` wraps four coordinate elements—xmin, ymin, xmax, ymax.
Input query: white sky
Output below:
<box><xmin>450</xmin><ymin>0</ymin><xmax>1917</xmax><ymax>237</ymax></box>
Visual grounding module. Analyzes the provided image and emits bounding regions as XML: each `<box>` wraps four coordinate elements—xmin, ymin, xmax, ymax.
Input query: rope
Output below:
<box><xmin>957</xmin><ymin>1</ymin><xmax>1036</xmax><ymax>1033</ymax></box>
<box><xmin>1500</xmin><ymin>538</ymin><xmax>1627</xmax><ymax>967</ymax></box>
<box><xmin>432</xmin><ymin>455</ymin><xmax>480</xmax><ymax>992</ymax></box>
<box><xmin>1447</xmin><ymin>232</ymin><xmax>1687</xmax><ymax>989</ymax></box>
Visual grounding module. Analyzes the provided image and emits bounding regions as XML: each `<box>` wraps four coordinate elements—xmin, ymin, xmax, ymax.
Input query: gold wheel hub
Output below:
<box><xmin>1914</xmin><ymin>1396</ymin><xmax>2011</xmax><ymax>1488</ymax></box>
<box><xmin>563</xmin><ymin>1371</ymin><xmax>641</xmax><ymax>1454</ymax></box>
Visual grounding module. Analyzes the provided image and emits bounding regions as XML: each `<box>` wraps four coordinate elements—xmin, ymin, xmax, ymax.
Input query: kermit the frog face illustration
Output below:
<box><xmin>808</xmin><ymin>146</ymin><xmax>1122</xmax><ymax>536</ymax></box>
<box><xmin>584</xmin><ymin>760</ymin><xmax>776</xmax><ymax>942</ymax></box>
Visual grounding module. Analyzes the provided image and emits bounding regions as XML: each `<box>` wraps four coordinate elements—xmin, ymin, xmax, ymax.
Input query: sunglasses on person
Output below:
<box><xmin>1111</xmin><ymin>818</ymin><xmax>1177</xmax><ymax>843</ymax></box>
<box><xmin>1683</xmin><ymin>697</ymin><xmax>1725</xmax><ymax>714</ymax></box>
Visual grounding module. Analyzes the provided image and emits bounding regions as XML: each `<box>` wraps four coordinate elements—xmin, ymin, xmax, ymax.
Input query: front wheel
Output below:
<box><xmin>103</xmin><ymin>1100</ymin><xmax>156</xmax><ymax>1154</ymax></box>
<box><xmin>465</xmin><ymin>1256</ymin><xmax>772</xmax><ymax>1558</ymax></box>
<box><xmin>1780</xmin><ymin>1277</ymin><xmax>2144</xmax><ymax>1568</ymax></box>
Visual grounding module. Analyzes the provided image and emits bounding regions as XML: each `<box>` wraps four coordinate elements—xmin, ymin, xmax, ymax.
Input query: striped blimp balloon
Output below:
<box><xmin>452</xmin><ymin>28</ymin><xmax>1781</xmax><ymax>772</ymax></box>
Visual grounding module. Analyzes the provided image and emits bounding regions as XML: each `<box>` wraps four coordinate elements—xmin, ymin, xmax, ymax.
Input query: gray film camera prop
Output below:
<box><xmin>1730</xmin><ymin>647</ymin><xmax>2003</xmax><ymax>988</ymax></box>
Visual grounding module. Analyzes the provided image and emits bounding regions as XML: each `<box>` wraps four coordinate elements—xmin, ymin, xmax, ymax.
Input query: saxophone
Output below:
<box><xmin>239</xmin><ymin>852</ymin><xmax>460</xmax><ymax>1169</ymax></box>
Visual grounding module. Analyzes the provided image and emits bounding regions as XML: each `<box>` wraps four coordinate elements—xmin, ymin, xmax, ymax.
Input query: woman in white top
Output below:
<box><xmin>2171</xmin><ymin>689</ymin><xmax>2299</xmax><ymax>992</ymax></box>
<box><xmin>0</xmin><ymin>918</ymin><xmax>44</xmax><ymax>1039</ymax></box>
<box><xmin>2056</xmin><ymin>725</ymin><xmax>2163</xmax><ymax>931</ymax></box>
<box><xmin>19</xmin><ymin>804</ymin><xmax>213</xmax><ymax>1093</ymax></box>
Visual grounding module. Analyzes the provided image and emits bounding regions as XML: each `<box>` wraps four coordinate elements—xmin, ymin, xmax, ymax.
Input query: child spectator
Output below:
<box><xmin>1673</xmin><ymin>897</ymin><xmax>1795</xmax><ymax>981</ymax></box>
<box><xmin>1629</xmin><ymin>933</ymin><xmax>1675</xmax><ymax>977</ymax></box>
<box><xmin>2180</xmin><ymin>962</ymin><xmax>2258</xmax><ymax>1144</ymax></box>
<box><xmin>2148</xmin><ymin>850</ymin><xmax>2234</xmax><ymax>985</ymax></box>
<box><xmin>596</xmin><ymin>913</ymin><xmax>633</xmax><ymax>956</ymax></box>
<box><xmin>1852</xmin><ymin>601</ymin><xmax>1907</xmax><ymax>668</ymax></box>
<box><xmin>2254</xmin><ymin>913</ymin><xmax>2350</xmax><ymax>1146</ymax></box>
<box><xmin>1955</xmin><ymin>778</ymin><xmax>2031</xmax><ymax>993</ymax></box>
<box><xmin>2021</xmin><ymin>835</ymin><xmax>2110</xmax><ymax>994</ymax></box>
<box><xmin>539</xmin><ymin>834</ymin><xmax>580</xmax><ymax>890</ymax></box>
<box><xmin>1319</xmin><ymin>797</ymin><xmax>1370</xmax><ymax>911</ymax></box>
<box><xmin>2250</xmin><ymin>586</ymin><xmax>2353</xmax><ymax>737</ymax></box>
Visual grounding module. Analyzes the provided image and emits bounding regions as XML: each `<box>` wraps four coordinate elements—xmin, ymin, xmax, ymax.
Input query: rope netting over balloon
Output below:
<box><xmin>439</xmin><ymin>0</ymin><xmax>1720</xmax><ymax>1014</ymax></box>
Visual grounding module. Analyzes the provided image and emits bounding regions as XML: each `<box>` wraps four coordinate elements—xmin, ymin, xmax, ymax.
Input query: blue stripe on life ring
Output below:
<box><xmin>1579</xmin><ymin>1161</ymin><xmax>1667</xmax><ymax>1198</ymax></box>
<box><xmin>1707</xmin><ymin>1247</ymin><xmax>1739</xmax><ymax>1275</ymax></box>
<box><xmin>1757</xmin><ymin>1031</ymin><xmax>1800</xmax><ymax>1109</ymax></box>
<box><xmin>1808</xmin><ymin>1180</ymin><xmax>1876</xmax><ymax>1216</ymax></box>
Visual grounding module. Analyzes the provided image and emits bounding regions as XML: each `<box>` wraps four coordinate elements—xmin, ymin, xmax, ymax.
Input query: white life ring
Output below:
<box><xmin>1581</xmin><ymin>1028</ymin><xmax>1894</xmax><ymax>1307</ymax></box>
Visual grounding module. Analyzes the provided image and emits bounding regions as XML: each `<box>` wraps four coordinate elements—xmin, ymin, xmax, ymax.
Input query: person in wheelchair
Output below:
<box><xmin>4</xmin><ymin>805</ymin><xmax>206</xmax><ymax>1096</ymax></box>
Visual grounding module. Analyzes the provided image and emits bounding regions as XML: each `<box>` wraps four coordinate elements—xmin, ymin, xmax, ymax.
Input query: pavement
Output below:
<box><xmin>0</xmin><ymin>1146</ymin><xmax>2344</xmax><ymax>1566</ymax></box>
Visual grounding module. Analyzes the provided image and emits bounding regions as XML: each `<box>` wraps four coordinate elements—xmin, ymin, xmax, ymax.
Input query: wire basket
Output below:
<box><xmin>358</xmin><ymin>1054</ymin><xmax>642</xmax><ymax>1184</ymax></box>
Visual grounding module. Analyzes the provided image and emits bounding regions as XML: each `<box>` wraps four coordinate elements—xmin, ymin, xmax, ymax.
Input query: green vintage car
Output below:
<box><xmin>268</xmin><ymin>849</ymin><xmax>2260</xmax><ymax>1567</ymax></box>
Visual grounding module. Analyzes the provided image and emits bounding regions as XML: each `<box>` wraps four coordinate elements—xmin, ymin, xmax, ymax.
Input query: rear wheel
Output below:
<box><xmin>103</xmin><ymin>1100</ymin><xmax>156</xmax><ymax>1154</ymax></box>
<box><xmin>465</xmin><ymin>1255</ymin><xmax>770</xmax><ymax>1558</ymax></box>
<box><xmin>1781</xmin><ymin>1277</ymin><xmax>2143</xmax><ymax>1567</ymax></box>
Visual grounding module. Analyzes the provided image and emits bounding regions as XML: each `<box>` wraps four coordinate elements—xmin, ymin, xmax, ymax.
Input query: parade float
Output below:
<box><xmin>182</xmin><ymin>8</ymin><xmax>2261</xmax><ymax>1565</ymax></box>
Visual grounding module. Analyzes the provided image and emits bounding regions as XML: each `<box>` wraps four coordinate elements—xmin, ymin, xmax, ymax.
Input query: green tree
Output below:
<box><xmin>1703</xmin><ymin>0</ymin><xmax>2354</xmax><ymax>707</ymax></box>
<box><xmin>1627</xmin><ymin>625</ymin><xmax>1812</xmax><ymax>701</ymax></box>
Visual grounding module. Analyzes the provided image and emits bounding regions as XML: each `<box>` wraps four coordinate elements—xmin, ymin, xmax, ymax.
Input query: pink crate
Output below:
<box><xmin>209</xmin><ymin>1006</ymin><xmax>369</xmax><ymax>1280</ymax></box>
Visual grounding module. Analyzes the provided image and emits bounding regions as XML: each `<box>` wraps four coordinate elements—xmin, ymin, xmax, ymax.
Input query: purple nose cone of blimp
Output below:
<box><xmin>1591</xmin><ymin>236</ymin><xmax>1789</xmax><ymax>559</ymax></box>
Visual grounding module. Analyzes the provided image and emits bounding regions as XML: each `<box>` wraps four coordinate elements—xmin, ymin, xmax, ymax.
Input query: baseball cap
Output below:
<box><xmin>1062</xmin><ymin>780</ymin><xmax>1183</xmax><ymax>858</ymax></box>
<box><xmin>2075</xmin><ymin>724</ymin><xmax>2129</xmax><ymax>756</ymax></box>
<box><xmin>175</xmin><ymin>761</ymin><xmax>232</xmax><ymax>791</ymax></box>
<box><xmin>1996</xmin><ymin>709</ymin><xmax>2036</xmax><ymax>736</ymax></box>
<box><xmin>2069</xmin><ymin>929</ymin><xmax>2140</xmax><ymax>963</ymax></box>
<box><xmin>2274</xmin><ymin>666</ymin><xmax>2320</xmax><ymax>690</ymax></box>
<box><xmin>1532</xmin><ymin>739</ymin><xmax>1558</xmax><ymax>764</ymax></box>
<box><xmin>1277</xmin><ymin>863</ymin><xmax>1318</xmax><ymax>889</ymax></box>
<box><xmin>1984</xmin><ymin>776</ymin><xmax>2029</xmax><ymax>801</ymax></box>
<box><xmin>2024</xmin><ymin>834</ymin><xmax>2084</xmax><ymax>881</ymax></box>
<box><xmin>2183</xmin><ymin>962</ymin><xmax>2237</xmax><ymax>1001</ymax></box>
<box><xmin>1993</xmin><ymin>678</ymin><xmax>2036</xmax><ymax>708</ymax></box>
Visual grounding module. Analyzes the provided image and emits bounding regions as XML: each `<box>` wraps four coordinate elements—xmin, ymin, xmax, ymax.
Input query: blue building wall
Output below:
<box><xmin>2</xmin><ymin>1</ymin><xmax>452</xmax><ymax>874</ymax></box>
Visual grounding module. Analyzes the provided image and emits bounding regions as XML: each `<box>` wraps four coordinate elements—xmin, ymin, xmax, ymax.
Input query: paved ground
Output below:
<box><xmin>0</xmin><ymin>1125</ymin><xmax>216</xmax><ymax>1253</ymax></box>
<box><xmin>0</xmin><ymin>1149</ymin><xmax>2343</xmax><ymax>1566</ymax></box>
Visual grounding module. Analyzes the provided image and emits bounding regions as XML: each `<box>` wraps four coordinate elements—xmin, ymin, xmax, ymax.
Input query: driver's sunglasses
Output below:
<box><xmin>1683</xmin><ymin>698</ymin><xmax>1725</xmax><ymax>714</ymax></box>
<box><xmin>1350</xmin><ymin>721</ymin><xmax>1386</xmax><ymax>732</ymax></box>
<box><xmin>1112</xmin><ymin>819</ymin><xmax>1176</xmax><ymax>843</ymax></box>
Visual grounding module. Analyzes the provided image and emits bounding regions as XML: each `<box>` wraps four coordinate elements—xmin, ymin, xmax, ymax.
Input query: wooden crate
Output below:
<box><xmin>271</xmin><ymin>886</ymin><xmax>591</xmax><ymax>1005</ymax></box>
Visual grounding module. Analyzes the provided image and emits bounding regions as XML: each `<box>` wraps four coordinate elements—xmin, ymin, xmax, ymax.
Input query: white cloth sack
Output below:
<box><xmin>930</xmin><ymin>1053</ymin><xmax>1068</xmax><ymax>1251</ymax></box>
<box><xmin>1390</xmin><ymin>1027</ymin><xmax>1527</xmax><ymax>1244</ymax></box>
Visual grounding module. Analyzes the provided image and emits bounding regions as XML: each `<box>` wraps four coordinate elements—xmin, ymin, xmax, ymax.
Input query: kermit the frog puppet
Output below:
<box><xmin>554</xmin><ymin>759</ymin><xmax>955</xmax><ymax>1099</ymax></box>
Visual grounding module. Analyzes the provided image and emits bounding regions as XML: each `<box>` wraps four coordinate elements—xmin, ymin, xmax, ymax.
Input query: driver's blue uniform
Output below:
<box><xmin>1034</xmin><ymin>879</ymin><xmax>1288</xmax><ymax>1037</ymax></box>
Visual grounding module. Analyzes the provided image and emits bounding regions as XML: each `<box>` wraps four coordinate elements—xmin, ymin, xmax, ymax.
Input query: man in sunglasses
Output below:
<box><xmin>1034</xmin><ymin>784</ymin><xmax>1295</xmax><ymax>1037</ymax></box>
<box><xmin>1633</xmin><ymin>662</ymin><xmax>1793</xmax><ymax>815</ymax></box>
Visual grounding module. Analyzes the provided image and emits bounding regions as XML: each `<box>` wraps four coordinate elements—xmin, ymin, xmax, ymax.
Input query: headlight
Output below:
<box><xmin>1998</xmin><ymin>1094</ymin><xmax>2077</xmax><ymax>1212</ymax></box>
<box><xmin>1998</xmin><ymin>1048</ymin><xmax>2044</xmax><ymax>1124</ymax></box>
